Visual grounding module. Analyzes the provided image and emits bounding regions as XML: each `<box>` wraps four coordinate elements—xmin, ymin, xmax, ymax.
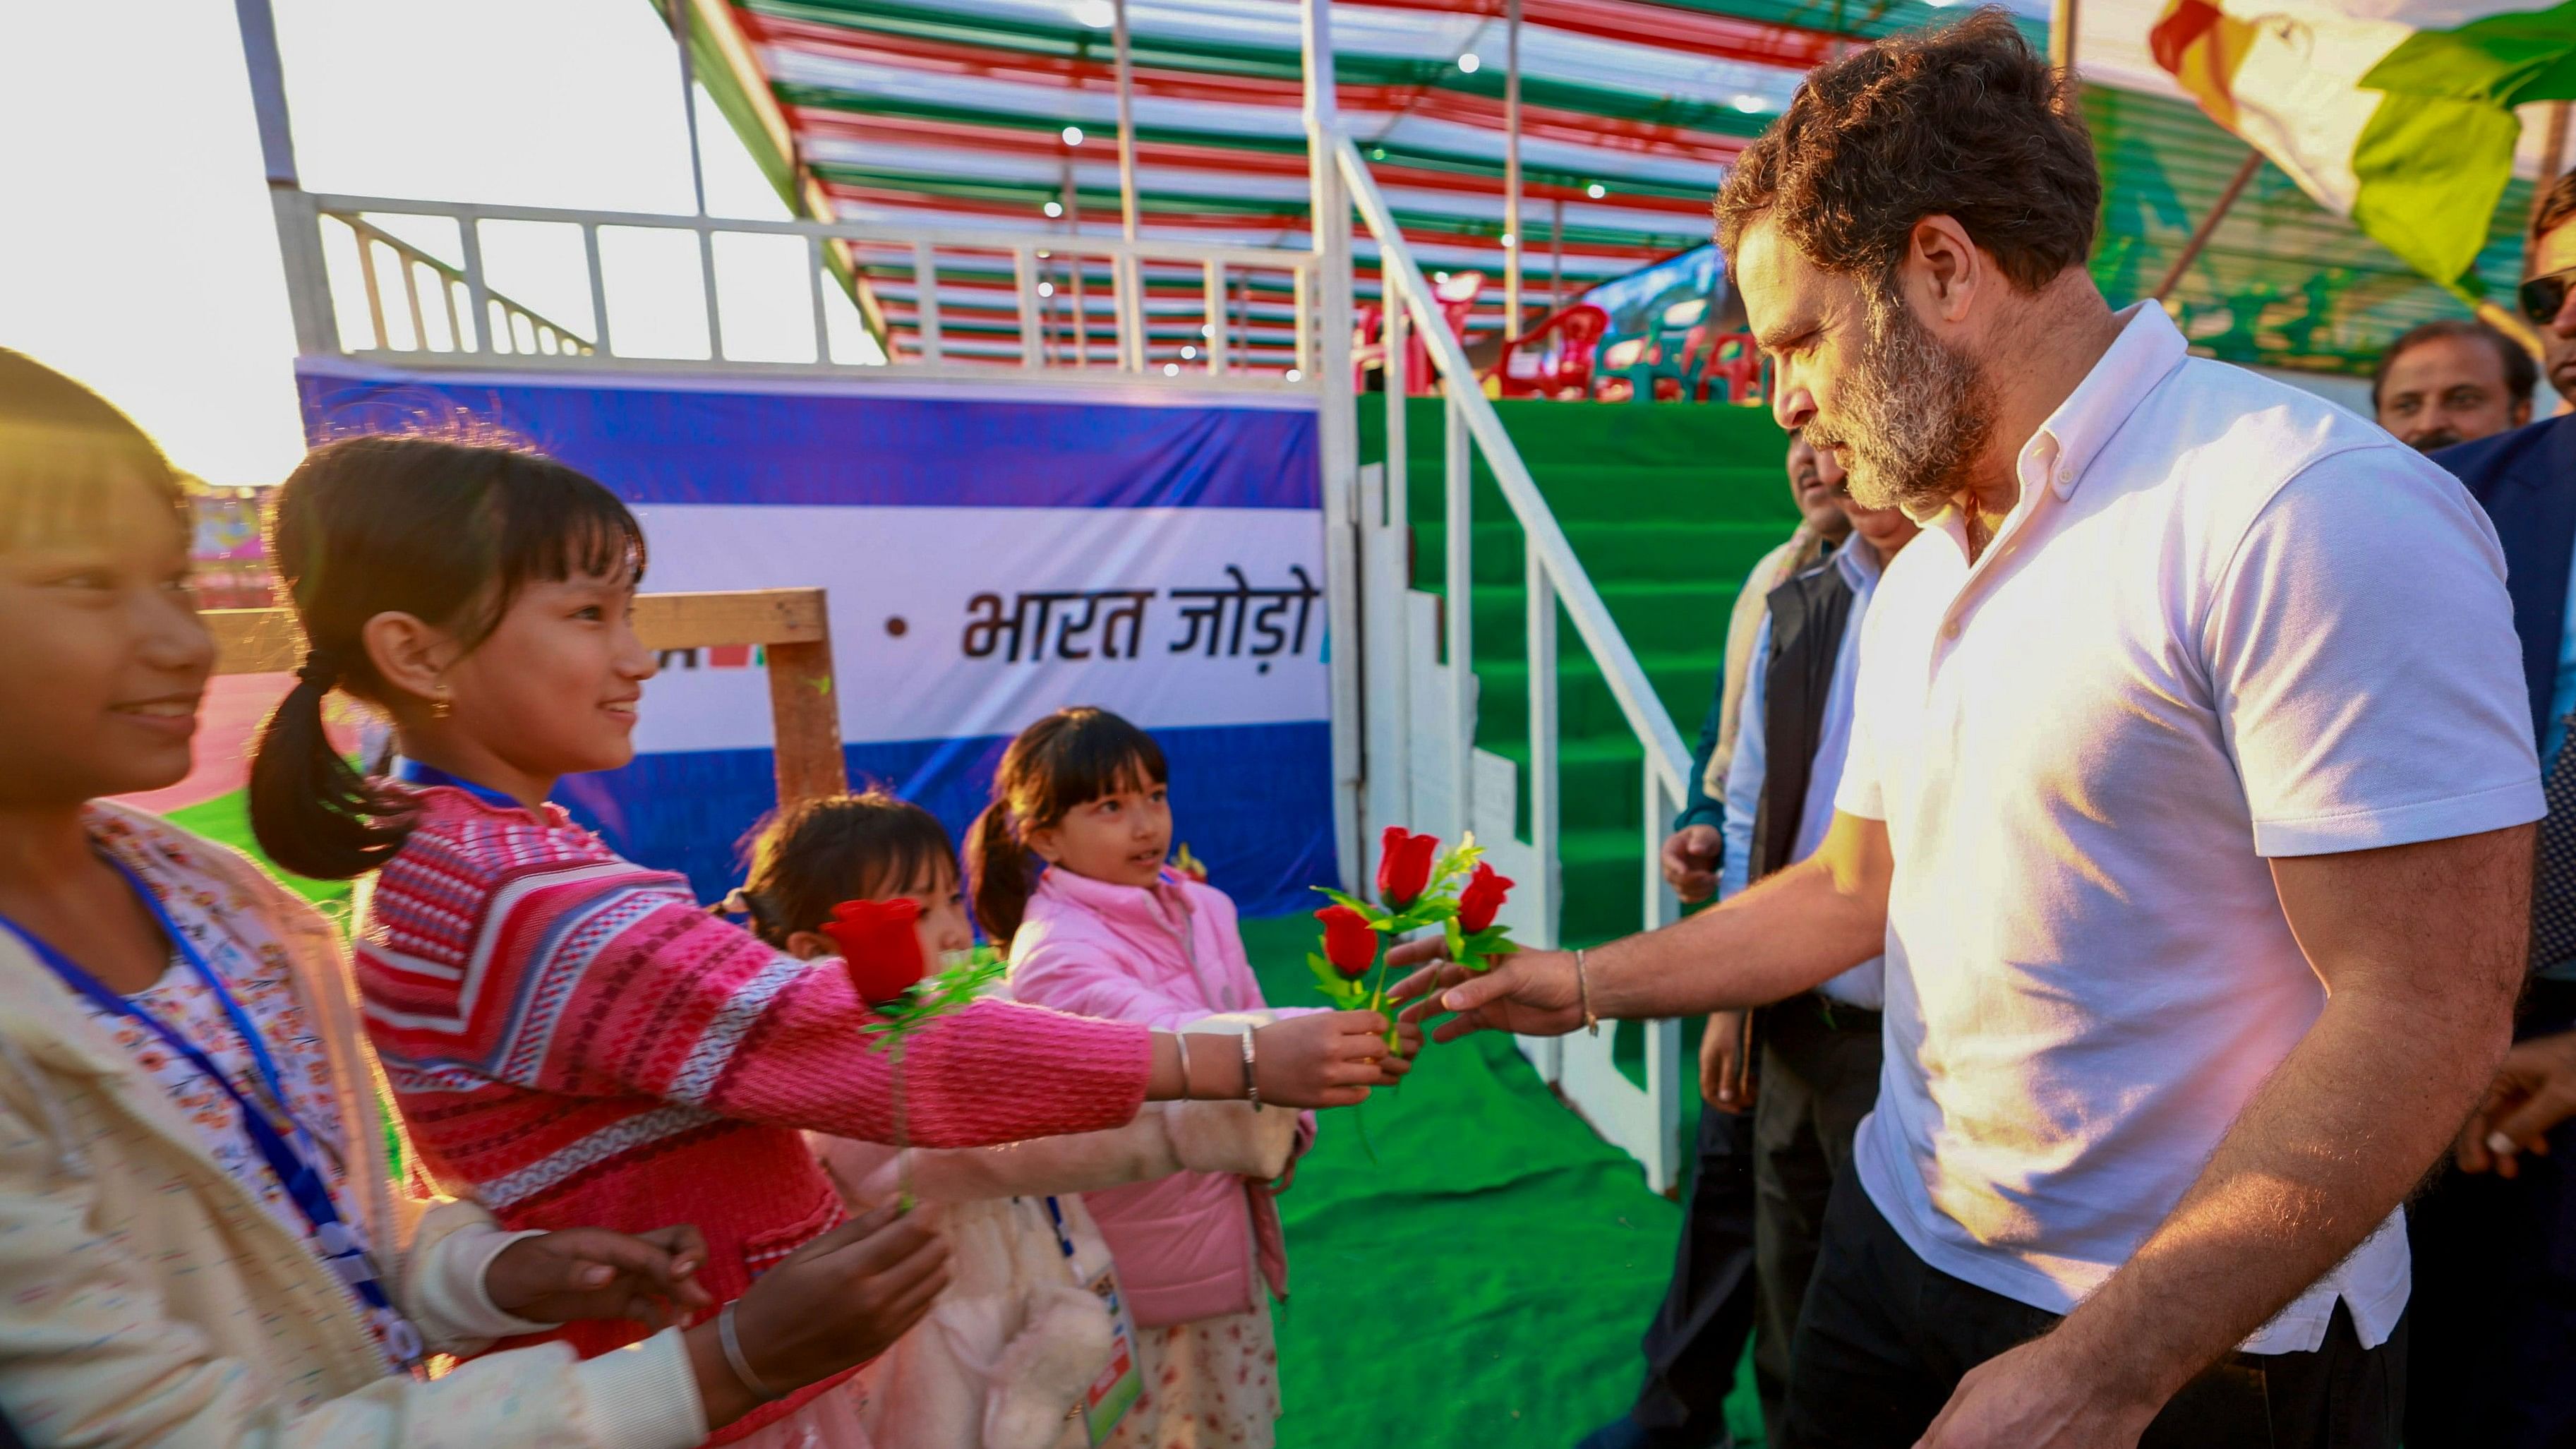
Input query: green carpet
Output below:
<box><xmin>1239</xmin><ymin>914</ymin><xmax>1762</xmax><ymax>1447</ymax></box>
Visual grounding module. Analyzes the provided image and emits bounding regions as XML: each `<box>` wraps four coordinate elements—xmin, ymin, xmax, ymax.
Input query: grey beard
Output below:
<box><xmin>1810</xmin><ymin>291</ymin><xmax>1997</xmax><ymax>515</ymax></box>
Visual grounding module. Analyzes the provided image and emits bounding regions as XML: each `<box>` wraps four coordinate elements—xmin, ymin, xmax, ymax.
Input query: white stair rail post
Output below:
<box><xmin>1443</xmin><ymin>380</ymin><xmax>1474</xmax><ymax>844</ymax></box>
<box><xmin>1301</xmin><ymin>0</ymin><xmax>1365</xmax><ymax>891</ymax></box>
<box><xmin>1528</xmin><ymin>541</ymin><xmax>1560</xmax><ymax>951</ymax></box>
<box><xmin>1378</xmin><ymin>273</ymin><xmax>1413</xmax><ymax>836</ymax></box>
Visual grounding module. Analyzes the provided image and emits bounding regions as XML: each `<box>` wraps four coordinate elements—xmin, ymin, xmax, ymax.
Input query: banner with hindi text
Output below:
<box><xmin>294</xmin><ymin>361</ymin><xmax>1335</xmax><ymax>917</ymax></box>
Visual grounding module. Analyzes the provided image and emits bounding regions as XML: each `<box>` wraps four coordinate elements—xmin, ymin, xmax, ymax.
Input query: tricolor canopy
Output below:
<box><xmin>678</xmin><ymin>0</ymin><xmax>2558</xmax><ymax>377</ymax></box>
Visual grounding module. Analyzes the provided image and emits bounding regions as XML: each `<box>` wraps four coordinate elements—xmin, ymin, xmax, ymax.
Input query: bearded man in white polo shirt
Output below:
<box><xmin>1395</xmin><ymin>12</ymin><xmax>2541</xmax><ymax>1448</ymax></box>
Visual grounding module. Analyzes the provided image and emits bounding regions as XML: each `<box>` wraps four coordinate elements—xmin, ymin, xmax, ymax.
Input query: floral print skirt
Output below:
<box><xmin>1098</xmin><ymin>1306</ymin><xmax>1279</xmax><ymax>1449</ymax></box>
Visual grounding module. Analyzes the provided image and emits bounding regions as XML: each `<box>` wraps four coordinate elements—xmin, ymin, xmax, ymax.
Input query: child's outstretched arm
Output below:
<box><xmin>814</xmin><ymin>1015</ymin><xmax>1305</xmax><ymax>1206</ymax></box>
<box><xmin>363</xmin><ymin>855</ymin><xmax>1397</xmax><ymax>1144</ymax></box>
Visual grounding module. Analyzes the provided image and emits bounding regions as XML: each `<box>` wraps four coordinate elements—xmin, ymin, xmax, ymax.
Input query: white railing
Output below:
<box><xmin>273</xmin><ymin>190</ymin><xmax>1318</xmax><ymax>392</ymax></box>
<box><xmin>1337</xmin><ymin>134</ymin><xmax>1694</xmax><ymax>1193</ymax></box>
<box><xmin>337</xmin><ymin>212</ymin><xmax>596</xmax><ymax>359</ymax></box>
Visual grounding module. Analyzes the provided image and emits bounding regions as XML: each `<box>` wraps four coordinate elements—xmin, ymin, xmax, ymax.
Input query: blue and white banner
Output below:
<box><xmin>296</xmin><ymin>362</ymin><xmax>1335</xmax><ymax>918</ymax></box>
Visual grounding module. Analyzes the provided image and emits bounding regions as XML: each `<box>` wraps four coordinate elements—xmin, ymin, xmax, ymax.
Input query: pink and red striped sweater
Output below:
<box><xmin>354</xmin><ymin>786</ymin><xmax>1152</xmax><ymax>1438</ymax></box>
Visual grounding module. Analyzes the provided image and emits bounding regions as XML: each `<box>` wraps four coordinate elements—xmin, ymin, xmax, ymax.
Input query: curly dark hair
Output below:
<box><xmin>1713</xmin><ymin>8</ymin><xmax>2099</xmax><ymax>294</ymax></box>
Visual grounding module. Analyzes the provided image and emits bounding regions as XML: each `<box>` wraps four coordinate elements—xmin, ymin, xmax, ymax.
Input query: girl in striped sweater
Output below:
<box><xmin>246</xmin><ymin>436</ymin><xmax>1404</xmax><ymax>1448</ymax></box>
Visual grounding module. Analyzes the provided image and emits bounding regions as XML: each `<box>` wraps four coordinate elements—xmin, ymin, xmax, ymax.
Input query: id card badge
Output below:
<box><xmin>1077</xmin><ymin>1261</ymin><xmax>1145</xmax><ymax>1445</ymax></box>
<box><xmin>1044</xmin><ymin>1196</ymin><xmax>1142</xmax><ymax>1445</ymax></box>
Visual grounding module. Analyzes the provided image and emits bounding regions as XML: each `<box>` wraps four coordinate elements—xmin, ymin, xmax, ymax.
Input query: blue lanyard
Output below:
<box><xmin>391</xmin><ymin>757</ymin><xmax>531</xmax><ymax>810</ymax></box>
<box><xmin>6</xmin><ymin>859</ymin><xmax>423</xmax><ymax>1364</ymax></box>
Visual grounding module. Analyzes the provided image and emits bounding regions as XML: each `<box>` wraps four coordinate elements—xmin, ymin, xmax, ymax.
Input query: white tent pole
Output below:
<box><xmin>2049</xmin><ymin>0</ymin><xmax>2080</xmax><ymax>74</ymax></box>
<box><xmin>1505</xmin><ymin>0</ymin><xmax>1524</xmax><ymax>339</ymax></box>
<box><xmin>668</xmin><ymin>0</ymin><xmax>709</xmax><ymax>215</ymax></box>
<box><xmin>231</xmin><ymin>0</ymin><xmax>297</xmax><ymax>186</ymax></box>
<box><xmin>1301</xmin><ymin>0</ymin><xmax>1364</xmax><ymax>894</ymax></box>
<box><xmin>231</xmin><ymin>0</ymin><xmax>337</xmax><ymax>356</ymax></box>
<box><xmin>1114</xmin><ymin>0</ymin><xmax>1143</xmax><ymax>371</ymax></box>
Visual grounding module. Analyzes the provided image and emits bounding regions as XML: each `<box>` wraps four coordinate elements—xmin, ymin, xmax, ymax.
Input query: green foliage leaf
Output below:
<box><xmin>1311</xmin><ymin>886</ymin><xmax>1388</xmax><ymax>922</ymax></box>
<box><xmin>863</xmin><ymin>947</ymin><xmax>1011</xmax><ymax>1052</ymax></box>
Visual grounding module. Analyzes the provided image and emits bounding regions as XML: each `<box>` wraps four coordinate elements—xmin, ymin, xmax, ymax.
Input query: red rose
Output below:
<box><xmin>1316</xmin><ymin>905</ymin><xmax>1378</xmax><ymax>979</ymax></box>
<box><xmin>823</xmin><ymin>898</ymin><xmax>928</xmax><ymax>1006</ymax></box>
<box><xmin>1377</xmin><ymin>826</ymin><xmax>1440</xmax><ymax>910</ymax></box>
<box><xmin>1457</xmin><ymin>861</ymin><xmax>1514</xmax><ymax>934</ymax></box>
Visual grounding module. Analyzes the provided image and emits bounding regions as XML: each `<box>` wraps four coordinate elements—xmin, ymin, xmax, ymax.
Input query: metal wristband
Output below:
<box><xmin>1241</xmin><ymin>1026</ymin><xmax>1259</xmax><ymax>1106</ymax></box>
<box><xmin>1172</xmin><ymin>1030</ymin><xmax>1195</xmax><ymax>1098</ymax></box>
<box><xmin>1576</xmin><ymin>949</ymin><xmax>1600</xmax><ymax>1036</ymax></box>
<box><xmin>718</xmin><ymin>1299</ymin><xmax>781</xmax><ymax>1402</ymax></box>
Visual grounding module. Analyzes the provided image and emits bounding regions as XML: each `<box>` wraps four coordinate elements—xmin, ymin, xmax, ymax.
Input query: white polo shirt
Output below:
<box><xmin>1838</xmin><ymin>303</ymin><xmax>2542</xmax><ymax>1354</ymax></box>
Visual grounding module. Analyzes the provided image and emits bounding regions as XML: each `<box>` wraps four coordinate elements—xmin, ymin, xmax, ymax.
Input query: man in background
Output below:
<box><xmin>2373</xmin><ymin>318</ymin><xmax>2536</xmax><ymax>450</ymax></box>
<box><xmin>2414</xmin><ymin>170</ymin><xmax>2576</xmax><ymax>1449</ymax></box>
<box><xmin>1664</xmin><ymin>433</ymin><xmax>1851</xmax><ymax>904</ymax></box>
<box><xmin>1585</xmin><ymin>433</ymin><xmax>1851</xmax><ymax>1449</ymax></box>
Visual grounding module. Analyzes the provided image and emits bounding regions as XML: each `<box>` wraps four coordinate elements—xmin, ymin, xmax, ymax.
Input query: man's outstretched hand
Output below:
<box><xmin>1385</xmin><ymin>936</ymin><xmax>1587</xmax><ymax>1043</ymax></box>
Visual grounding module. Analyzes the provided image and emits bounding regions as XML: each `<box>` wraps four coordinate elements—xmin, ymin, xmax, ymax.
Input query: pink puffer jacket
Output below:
<box><xmin>1006</xmin><ymin>867</ymin><xmax>1316</xmax><ymax>1328</ymax></box>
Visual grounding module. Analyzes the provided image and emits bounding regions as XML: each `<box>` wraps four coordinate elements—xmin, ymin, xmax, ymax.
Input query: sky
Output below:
<box><xmin>0</xmin><ymin>0</ymin><xmax>798</xmax><ymax>486</ymax></box>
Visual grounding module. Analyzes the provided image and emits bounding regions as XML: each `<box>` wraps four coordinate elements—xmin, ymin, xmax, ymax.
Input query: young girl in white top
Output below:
<box><xmin>726</xmin><ymin>790</ymin><xmax>1304</xmax><ymax>1449</ymax></box>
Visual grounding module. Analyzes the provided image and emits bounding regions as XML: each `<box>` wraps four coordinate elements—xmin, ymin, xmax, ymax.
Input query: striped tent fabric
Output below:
<box><xmin>692</xmin><ymin>0</ymin><xmax>2048</xmax><ymax>367</ymax></box>
<box><xmin>685</xmin><ymin>0</ymin><xmax>2549</xmax><ymax>378</ymax></box>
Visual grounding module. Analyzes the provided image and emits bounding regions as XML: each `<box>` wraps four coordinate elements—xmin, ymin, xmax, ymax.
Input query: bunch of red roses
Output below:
<box><xmin>1310</xmin><ymin>826</ymin><xmax>1517</xmax><ymax>1028</ymax></box>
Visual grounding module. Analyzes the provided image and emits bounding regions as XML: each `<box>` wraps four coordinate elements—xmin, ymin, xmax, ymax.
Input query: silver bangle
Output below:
<box><xmin>1241</xmin><ymin>1026</ymin><xmax>1259</xmax><ymax>1106</ymax></box>
<box><xmin>1575</xmin><ymin>949</ymin><xmax>1600</xmax><ymax>1036</ymax></box>
<box><xmin>1172</xmin><ymin>1030</ymin><xmax>1195</xmax><ymax>1098</ymax></box>
<box><xmin>718</xmin><ymin>1299</ymin><xmax>780</xmax><ymax>1402</ymax></box>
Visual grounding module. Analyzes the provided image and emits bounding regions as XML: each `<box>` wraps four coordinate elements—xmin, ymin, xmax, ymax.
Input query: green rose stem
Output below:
<box><xmin>892</xmin><ymin>1036</ymin><xmax>913</xmax><ymax>1215</ymax></box>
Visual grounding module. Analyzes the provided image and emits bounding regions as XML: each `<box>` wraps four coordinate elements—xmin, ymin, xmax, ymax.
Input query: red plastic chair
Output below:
<box><xmin>1489</xmin><ymin>303</ymin><xmax>1610</xmax><ymax>399</ymax></box>
<box><xmin>1699</xmin><ymin>330</ymin><xmax>1763</xmax><ymax>404</ymax></box>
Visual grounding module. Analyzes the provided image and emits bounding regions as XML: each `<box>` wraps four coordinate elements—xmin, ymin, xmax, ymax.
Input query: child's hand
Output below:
<box><xmin>487</xmin><ymin>1224</ymin><xmax>713</xmax><ymax>1328</ymax></box>
<box><xmin>690</xmin><ymin>1201</ymin><xmax>951</xmax><ymax>1429</ymax></box>
<box><xmin>1251</xmin><ymin>1010</ymin><xmax>1407</xmax><ymax>1107</ymax></box>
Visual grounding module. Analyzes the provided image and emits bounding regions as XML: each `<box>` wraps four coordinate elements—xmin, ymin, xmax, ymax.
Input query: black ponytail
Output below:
<box><xmin>965</xmin><ymin>800</ymin><xmax>1035</xmax><ymax>946</ymax></box>
<box><xmin>248</xmin><ymin>435</ymin><xmax>646</xmax><ymax>879</ymax></box>
<box><xmin>247</xmin><ymin>654</ymin><xmax>411</xmax><ymax>879</ymax></box>
<box><xmin>965</xmin><ymin>707</ymin><xmax>1169</xmax><ymax>946</ymax></box>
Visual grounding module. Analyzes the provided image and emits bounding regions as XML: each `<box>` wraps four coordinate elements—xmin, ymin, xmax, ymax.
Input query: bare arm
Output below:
<box><xmin>1920</xmin><ymin>824</ymin><xmax>2529</xmax><ymax>1445</ymax></box>
<box><xmin>1393</xmin><ymin>810</ymin><xmax>1891</xmax><ymax>1035</ymax></box>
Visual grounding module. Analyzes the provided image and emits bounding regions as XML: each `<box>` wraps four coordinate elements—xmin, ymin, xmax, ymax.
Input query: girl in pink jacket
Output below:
<box><xmin>970</xmin><ymin>708</ymin><xmax>1335</xmax><ymax>1449</ymax></box>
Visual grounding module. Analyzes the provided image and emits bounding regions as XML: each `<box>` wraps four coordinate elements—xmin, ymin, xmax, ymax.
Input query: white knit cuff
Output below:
<box><xmin>575</xmin><ymin>1326</ymin><xmax>710</xmax><ymax>1449</ymax></box>
<box><xmin>409</xmin><ymin>1217</ymin><xmax>556</xmax><ymax>1340</ymax></box>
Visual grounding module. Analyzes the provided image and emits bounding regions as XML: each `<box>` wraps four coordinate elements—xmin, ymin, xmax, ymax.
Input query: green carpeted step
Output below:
<box><xmin>1361</xmin><ymin>395</ymin><xmax>1787</xmax><ymax>979</ymax></box>
<box><xmin>1474</xmin><ymin>577</ymin><xmax>1745</xmax><ymax>658</ymax></box>
<box><xmin>1474</xmin><ymin>734</ymin><xmax>1663</xmax><ymax>843</ymax></box>
<box><xmin>1474</xmin><ymin>651</ymin><xmax>1721</xmax><ymax>750</ymax></box>
<box><xmin>1399</xmin><ymin>462</ymin><xmax>1791</xmax><ymax>529</ymax></box>
<box><xmin>1421</xmin><ymin>518</ymin><xmax>1793</xmax><ymax>590</ymax></box>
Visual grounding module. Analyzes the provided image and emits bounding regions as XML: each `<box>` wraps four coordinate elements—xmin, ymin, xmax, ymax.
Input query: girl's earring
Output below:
<box><xmin>430</xmin><ymin>685</ymin><xmax>454</xmax><ymax>721</ymax></box>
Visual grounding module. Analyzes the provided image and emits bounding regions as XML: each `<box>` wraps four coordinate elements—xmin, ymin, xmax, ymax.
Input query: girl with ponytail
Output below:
<box><xmin>978</xmin><ymin>707</ymin><xmax>1342</xmax><ymax>1449</ymax></box>
<box><xmin>253</xmin><ymin>437</ymin><xmax>1405</xmax><ymax>1448</ymax></box>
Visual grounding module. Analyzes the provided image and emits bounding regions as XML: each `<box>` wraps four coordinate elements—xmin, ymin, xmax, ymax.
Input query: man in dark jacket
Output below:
<box><xmin>2414</xmin><ymin>168</ymin><xmax>2576</xmax><ymax>1449</ymax></box>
